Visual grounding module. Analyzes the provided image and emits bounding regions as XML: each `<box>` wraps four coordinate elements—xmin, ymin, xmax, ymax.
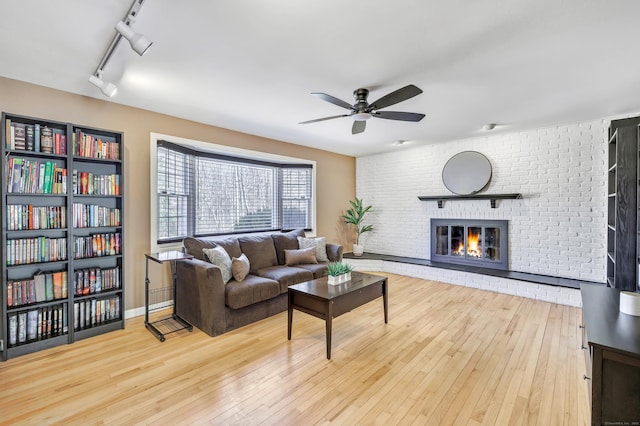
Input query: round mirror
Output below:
<box><xmin>442</xmin><ymin>151</ymin><xmax>492</xmax><ymax>195</ymax></box>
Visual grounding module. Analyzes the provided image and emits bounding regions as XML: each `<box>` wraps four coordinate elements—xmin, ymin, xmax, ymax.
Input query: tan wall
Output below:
<box><xmin>0</xmin><ymin>77</ymin><xmax>356</xmax><ymax>312</ymax></box>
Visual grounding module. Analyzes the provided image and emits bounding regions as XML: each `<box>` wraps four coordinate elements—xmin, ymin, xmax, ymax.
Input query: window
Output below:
<box><xmin>156</xmin><ymin>140</ymin><xmax>313</xmax><ymax>243</ymax></box>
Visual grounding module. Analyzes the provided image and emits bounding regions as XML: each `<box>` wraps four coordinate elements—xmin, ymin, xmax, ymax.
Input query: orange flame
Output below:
<box><xmin>453</xmin><ymin>229</ymin><xmax>482</xmax><ymax>257</ymax></box>
<box><xmin>467</xmin><ymin>230</ymin><xmax>481</xmax><ymax>257</ymax></box>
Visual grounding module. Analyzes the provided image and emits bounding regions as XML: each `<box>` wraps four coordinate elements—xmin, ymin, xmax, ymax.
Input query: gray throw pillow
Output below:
<box><xmin>297</xmin><ymin>236</ymin><xmax>328</xmax><ymax>262</ymax></box>
<box><xmin>284</xmin><ymin>247</ymin><xmax>318</xmax><ymax>266</ymax></box>
<box><xmin>232</xmin><ymin>254</ymin><xmax>250</xmax><ymax>282</ymax></box>
<box><xmin>203</xmin><ymin>246</ymin><xmax>233</xmax><ymax>283</ymax></box>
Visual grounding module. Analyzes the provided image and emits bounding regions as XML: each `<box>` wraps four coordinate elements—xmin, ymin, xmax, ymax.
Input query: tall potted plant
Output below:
<box><xmin>342</xmin><ymin>197</ymin><xmax>374</xmax><ymax>256</ymax></box>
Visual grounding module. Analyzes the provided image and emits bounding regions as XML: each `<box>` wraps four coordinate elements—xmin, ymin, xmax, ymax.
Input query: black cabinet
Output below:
<box><xmin>1</xmin><ymin>113</ymin><xmax>124</xmax><ymax>361</ymax></box>
<box><xmin>581</xmin><ymin>284</ymin><xmax>640</xmax><ymax>425</ymax></box>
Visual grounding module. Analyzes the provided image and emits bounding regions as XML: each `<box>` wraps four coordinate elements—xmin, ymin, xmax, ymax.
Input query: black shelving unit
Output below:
<box><xmin>607</xmin><ymin>118</ymin><xmax>640</xmax><ymax>292</ymax></box>
<box><xmin>1</xmin><ymin>112</ymin><xmax>125</xmax><ymax>361</ymax></box>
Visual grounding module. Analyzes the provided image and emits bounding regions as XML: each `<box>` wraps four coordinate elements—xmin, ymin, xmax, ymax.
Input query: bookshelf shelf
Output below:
<box><xmin>1</xmin><ymin>112</ymin><xmax>125</xmax><ymax>361</ymax></box>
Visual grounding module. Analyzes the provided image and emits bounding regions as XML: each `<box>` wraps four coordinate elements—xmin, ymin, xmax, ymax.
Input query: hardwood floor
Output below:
<box><xmin>0</xmin><ymin>273</ymin><xmax>590</xmax><ymax>425</ymax></box>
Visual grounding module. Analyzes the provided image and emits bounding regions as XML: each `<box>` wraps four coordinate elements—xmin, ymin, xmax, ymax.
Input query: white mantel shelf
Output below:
<box><xmin>417</xmin><ymin>193</ymin><xmax>523</xmax><ymax>208</ymax></box>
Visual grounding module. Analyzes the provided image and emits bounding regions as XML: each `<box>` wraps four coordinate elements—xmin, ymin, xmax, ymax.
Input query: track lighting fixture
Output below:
<box><xmin>89</xmin><ymin>74</ymin><xmax>118</xmax><ymax>98</ymax></box>
<box><xmin>115</xmin><ymin>21</ymin><xmax>153</xmax><ymax>56</ymax></box>
<box><xmin>89</xmin><ymin>0</ymin><xmax>151</xmax><ymax>97</ymax></box>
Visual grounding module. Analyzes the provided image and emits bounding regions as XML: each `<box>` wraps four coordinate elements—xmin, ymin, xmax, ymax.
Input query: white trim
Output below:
<box><xmin>150</xmin><ymin>132</ymin><xmax>317</xmax><ymax>253</ymax></box>
<box><xmin>125</xmin><ymin>300</ymin><xmax>173</xmax><ymax>319</ymax></box>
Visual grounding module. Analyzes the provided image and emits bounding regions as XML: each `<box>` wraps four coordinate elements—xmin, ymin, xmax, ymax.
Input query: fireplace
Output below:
<box><xmin>431</xmin><ymin>219</ymin><xmax>508</xmax><ymax>270</ymax></box>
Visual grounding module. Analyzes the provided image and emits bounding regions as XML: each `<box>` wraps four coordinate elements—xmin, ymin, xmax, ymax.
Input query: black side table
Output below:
<box><xmin>144</xmin><ymin>251</ymin><xmax>194</xmax><ymax>341</ymax></box>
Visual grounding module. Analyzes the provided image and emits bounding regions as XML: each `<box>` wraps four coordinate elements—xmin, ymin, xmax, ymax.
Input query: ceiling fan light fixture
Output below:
<box><xmin>89</xmin><ymin>74</ymin><xmax>118</xmax><ymax>97</ymax></box>
<box><xmin>352</xmin><ymin>112</ymin><xmax>372</xmax><ymax>121</ymax></box>
<box><xmin>115</xmin><ymin>20</ymin><xmax>153</xmax><ymax>56</ymax></box>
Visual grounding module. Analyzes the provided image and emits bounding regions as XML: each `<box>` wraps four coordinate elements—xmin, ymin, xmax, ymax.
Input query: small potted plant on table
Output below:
<box><xmin>326</xmin><ymin>262</ymin><xmax>353</xmax><ymax>285</ymax></box>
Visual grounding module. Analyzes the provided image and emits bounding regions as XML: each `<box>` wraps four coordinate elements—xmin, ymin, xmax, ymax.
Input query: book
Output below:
<box><xmin>43</xmin><ymin>161</ymin><xmax>53</xmax><ymax>194</ymax></box>
<box><xmin>34</xmin><ymin>123</ymin><xmax>40</xmax><ymax>152</ymax></box>
<box><xmin>27</xmin><ymin>310</ymin><xmax>38</xmax><ymax>340</ymax></box>
<box><xmin>34</xmin><ymin>273</ymin><xmax>46</xmax><ymax>302</ymax></box>
<box><xmin>25</xmin><ymin>124</ymin><xmax>34</xmax><ymax>151</ymax></box>
<box><xmin>5</xmin><ymin>118</ymin><xmax>12</xmax><ymax>149</ymax></box>
<box><xmin>8</xmin><ymin>314</ymin><xmax>17</xmax><ymax>346</ymax></box>
<box><xmin>37</xmin><ymin>163</ymin><xmax>45</xmax><ymax>194</ymax></box>
<box><xmin>9</xmin><ymin>157</ymin><xmax>23</xmax><ymax>193</ymax></box>
<box><xmin>7</xmin><ymin>281</ymin><xmax>13</xmax><ymax>306</ymax></box>
<box><xmin>62</xmin><ymin>271</ymin><xmax>68</xmax><ymax>298</ymax></box>
<box><xmin>17</xmin><ymin>312</ymin><xmax>27</xmax><ymax>343</ymax></box>
<box><xmin>13</xmin><ymin>123</ymin><xmax>26</xmax><ymax>150</ymax></box>
<box><xmin>45</xmin><ymin>273</ymin><xmax>54</xmax><ymax>301</ymax></box>
<box><xmin>40</xmin><ymin>126</ymin><xmax>53</xmax><ymax>153</ymax></box>
<box><xmin>52</xmin><ymin>271</ymin><xmax>63</xmax><ymax>299</ymax></box>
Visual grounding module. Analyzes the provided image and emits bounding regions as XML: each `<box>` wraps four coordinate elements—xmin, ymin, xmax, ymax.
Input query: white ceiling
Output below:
<box><xmin>2</xmin><ymin>0</ymin><xmax>640</xmax><ymax>157</ymax></box>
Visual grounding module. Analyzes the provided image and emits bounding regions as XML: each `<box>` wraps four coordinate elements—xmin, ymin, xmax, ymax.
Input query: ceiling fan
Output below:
<box><xmin>299</xmin><ymin>84</ymin><xmax>425</xmax><ymax>134</ymax></box>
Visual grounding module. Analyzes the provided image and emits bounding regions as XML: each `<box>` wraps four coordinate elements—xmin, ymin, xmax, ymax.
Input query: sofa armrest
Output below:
<box><xmin>326</xmin><ymin>243</ymin><xmax>343</xmax><ymax>262</ymax></box>
<box><xmin>175</xmin><ymin>258</ymin><xmax>227</xmax><ymax>337</ymax></box>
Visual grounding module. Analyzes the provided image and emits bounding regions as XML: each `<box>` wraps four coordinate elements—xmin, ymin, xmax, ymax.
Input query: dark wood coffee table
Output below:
<box><xmin>287</xmin><ymin>271</ymin><xmax>388</xmax><ymax>359</ymax></box>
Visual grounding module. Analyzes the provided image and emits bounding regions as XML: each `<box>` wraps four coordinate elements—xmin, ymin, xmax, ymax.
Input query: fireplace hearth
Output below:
<box><xmin>431</xmin><ymin>219</ymin><xmax>508</xmax><ymax>270</ymax></box>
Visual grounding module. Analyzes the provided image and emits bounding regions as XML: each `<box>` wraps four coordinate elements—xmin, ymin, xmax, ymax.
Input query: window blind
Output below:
<box><xmin>156</xmin><ymin>141</ymin><xmax>312</xmax><ymax>243</ymax></box>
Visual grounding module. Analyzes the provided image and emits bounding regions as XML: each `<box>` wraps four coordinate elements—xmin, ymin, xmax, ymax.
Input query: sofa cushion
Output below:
<box><xmin>183</xmin><ymin>237</ymin><xmax>217</xmax><ymax>261</ymax></box>
<box><xmin>272</xmin><ymin>229</ymin><xmax>306</xmax><ymax>265</ymax></box>
<box><xmin>231</xmin><ymin>254</ymin><xmax>251</xmax><ymax>282</ymax></box>
<box><xmin>297</xmin><ymin>236</ymin><xmax>329</xmax><ymax>262</ymax></box>
<box><xmin>296</xmin><ymin>263</ymin><xmax>330</xmax><ymax>279</ymax></box>
<box><xmin>183</xmin><ymin>237</ymin><xmax>242</xmax><ymax>261</ymax></box>
<box><xmin>214</xmin><ymin>238</ymin><xmax>243</xmax><ymax>259</ymax></box>
<box><xmin>225</xmin><ymin>275</ymin><xmax>280</xmax><ymax>309</ymax></box>
<box><xmin>238</xmin><ymin>235</ymin><xmax>278</xmax><ymax>273</ymax></box>
<box><xmin>285</xmin><ymin>247</ymin><xmax>318</xmax><ymax>266</ymax></box>
<box><xmin>257</xmin><ymin>266</ymin><xmax>313</xmax><ymax>293</ymax></box>
<box><xmin>202</xmin><ymin>246</ymin><xmax>233</xmax><ymax>283</ymax></box>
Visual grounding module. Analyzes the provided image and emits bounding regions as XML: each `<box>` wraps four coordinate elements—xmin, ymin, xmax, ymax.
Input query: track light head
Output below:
<box><xmin>115</xmin><ymin>21</ymin><xmax>153</xmax><ymax>56</ymax></box>
<box><xmin>89</xmin><ymin>75</ymin><xmax>118</xmax><ymax>97</ymax></box>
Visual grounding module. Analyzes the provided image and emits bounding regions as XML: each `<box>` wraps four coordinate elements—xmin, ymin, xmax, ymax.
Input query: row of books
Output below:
<box><xmin>73</xmin><ymin>203</ymin><xmax>121</xmax><ymax>228</ymax></box>
<box><xmin>6</xmin><ymin>237</ymin><xmax>67</xmax><ymax>266</ymax></box>
<box><xmin>74</xmin><ymin>171</ymin><xmax>120</xmax><ymax>196</ymax></box>
<box><xmin>6</xmin><ymin>267</ymin><xmax>121</xmax><ymax>308</ymax></box>
<box><xmin>6</xmin><ymin>157</ymin><xmax>67</xmax><ymax>194</ymax></box>
<box><xmin>6</xmin><ymin>204</ymin><xmax>67</xmax><ymax>231</ymax></box>
<box><xmin>75</xmin><ymin>267</ymin><xmax>121</xmax><ymax>296</ymax></box>
<box><xmin>73</xmin><ymin>131</ymin><xmax>120</xmax><ymax>160</ymax></box>
<box><xmin>5</xmin><ymin>119</ymin><xmax>66</xmax><ymax>154</ymax></box>
<box><xmin>7</xmin><ymin>271</ymin><xmax>68</xmax><ymax>307</ymax></box>
<box><xmin>73</xmin><ymin>233</ymin><xmax>121</xmax><ymax>259</ymax></box>
<box><xmin>74</xmin><ymin>297</ymin><xmax>120</xmax><ymax>330</ymax></box>
<box><xmin>7</xmin><ymin>304</ymin><xmax>67</xmax><ymax>346</ymax></box>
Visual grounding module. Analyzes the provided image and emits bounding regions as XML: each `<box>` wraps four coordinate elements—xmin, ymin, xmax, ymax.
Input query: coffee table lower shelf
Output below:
<box><xmin>287</xmin><ymin>272</ymin><xmax>388</xmax><ymax>359</ymax></box>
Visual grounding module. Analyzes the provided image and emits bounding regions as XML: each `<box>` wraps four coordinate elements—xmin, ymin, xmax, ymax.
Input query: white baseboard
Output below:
<box><xmin>125</xmin><ymin>300</ymin><xmax>174</xmax><ymax>320</ymax></box>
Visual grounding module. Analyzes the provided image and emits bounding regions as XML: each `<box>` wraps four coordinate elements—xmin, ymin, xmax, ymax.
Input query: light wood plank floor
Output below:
<box><xmin>0</xmin><ymin>273</ymin><xmax>590</xmax><ymax>425</ymax></box>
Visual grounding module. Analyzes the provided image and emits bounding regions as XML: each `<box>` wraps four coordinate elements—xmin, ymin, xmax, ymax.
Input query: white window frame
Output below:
<box><xmin>149</xmin><ymin>132</ymin><xmax>316</xmax><ymax>252</ymax></box>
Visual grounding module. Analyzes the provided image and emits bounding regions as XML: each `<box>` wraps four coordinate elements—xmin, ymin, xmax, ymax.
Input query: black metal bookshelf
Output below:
<box><xmin>1</xmin><ymin>112</ymin><xmax>125</xmax><ymax>361</ymax></box>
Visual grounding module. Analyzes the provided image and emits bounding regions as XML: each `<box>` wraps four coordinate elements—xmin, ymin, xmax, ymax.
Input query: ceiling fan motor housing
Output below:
<box><xmin>352</xmin><ymin>88</ymin><xmax>372</xmax><ymax>120</ymax></box>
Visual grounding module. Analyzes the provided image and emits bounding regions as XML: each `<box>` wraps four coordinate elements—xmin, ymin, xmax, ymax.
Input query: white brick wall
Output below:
<box><xmin>355</xmin><ymin>117</ymin><xmax>621</xmax><ymax>284</ymax></box>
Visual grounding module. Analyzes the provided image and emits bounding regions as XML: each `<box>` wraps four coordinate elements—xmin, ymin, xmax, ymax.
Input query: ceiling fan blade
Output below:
<box><xmin>299</xmin><ymin>114</ymin><xmax>350</xmax><ymax>124</ymax></box>
<box><xmin>352</xmin><ymin>120</ymin><xmax>366</xmax><ymax>134</ymax></box>
<box><xmin>373</xmin><ymin>111</ymin><xmax>426</xmax><ymax>122</ymax></box>
<box><xmin>368</xmin><ymin>84</ymin><xmax>423</xmax><ymax>111</ymax></box>
<box><xmin>311</xmin><ymin>93</ymin><xmax>354</xmax><ymax>110</ymax></box>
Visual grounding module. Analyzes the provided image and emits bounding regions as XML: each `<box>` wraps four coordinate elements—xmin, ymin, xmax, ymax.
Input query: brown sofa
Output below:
<box><xmin>175</xmin><ymin>229</ymin><xmax>343</xmax><ymax>336</ymax></box>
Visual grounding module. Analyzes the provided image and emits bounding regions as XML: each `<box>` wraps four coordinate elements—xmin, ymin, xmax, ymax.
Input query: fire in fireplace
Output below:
<box><xmin>431</xmin><ymin>219</ymin><xmax>508</xmax><ymax>270</ymax></box>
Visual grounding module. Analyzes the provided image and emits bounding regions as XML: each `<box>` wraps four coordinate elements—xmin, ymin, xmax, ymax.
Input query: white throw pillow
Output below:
<box><xmin>202</xmin><ymin>246</ymin><xmax>233</xmax><ymax>283</ymax></box>
<box><xmin>297</xmin><ymin>236</ymin><xmax>329</xmax><ymax>262</ymax></box>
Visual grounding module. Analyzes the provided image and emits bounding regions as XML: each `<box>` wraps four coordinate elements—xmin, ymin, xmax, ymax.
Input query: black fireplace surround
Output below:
<box><xmin>431</xmin><ymin>219</ymin><xmax>509</xmax><ymax>270</ymax></box>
